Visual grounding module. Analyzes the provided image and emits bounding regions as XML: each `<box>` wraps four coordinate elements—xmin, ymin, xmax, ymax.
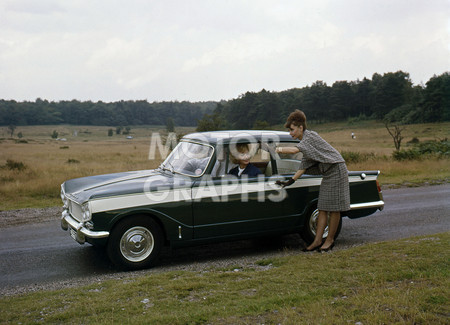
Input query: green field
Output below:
<box><xmin>1</xmin><ymin>232</ymin><xmax>448</xmax><ymax>324</ymax></box>
<box><xmin>0</xmin><ymin>121</ymin><xmax>449</xmax><ymax>210</ymax></box>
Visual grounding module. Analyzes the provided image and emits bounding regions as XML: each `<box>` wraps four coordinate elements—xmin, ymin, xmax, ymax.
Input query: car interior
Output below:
<box><xmin>211</xmin><ymin>142</ymin><xmax>303</xmax><ymax>177</ymax></box>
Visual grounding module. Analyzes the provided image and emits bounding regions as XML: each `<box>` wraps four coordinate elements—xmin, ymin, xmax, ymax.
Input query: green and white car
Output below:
<box><xmin>61</xmin><ymin>130</ymin><xmax>384</xmax><ymax>270</ymax></box>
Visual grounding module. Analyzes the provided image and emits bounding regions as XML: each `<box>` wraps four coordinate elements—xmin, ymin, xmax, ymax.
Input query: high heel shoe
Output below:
<box><xmin>319</xmin><ymin>243</ymin><xmax>335</xmax><ymax>252</ymax></box>
<box><xmin>302</xmin><ymin>244</ymin><xmax>321</xmax><ymax>252</ymax></box>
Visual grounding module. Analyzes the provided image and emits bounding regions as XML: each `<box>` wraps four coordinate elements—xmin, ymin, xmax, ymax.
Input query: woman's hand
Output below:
<box><xmin>276</xmin><ymin>178</ymin><xmax>295</xmax><ymax>188</ymax></box>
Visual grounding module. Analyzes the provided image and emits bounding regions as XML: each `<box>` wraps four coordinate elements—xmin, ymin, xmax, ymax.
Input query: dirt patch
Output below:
<box><xmin>0</xmin><ymin>206</ymin><xmax>60</xmax><ymax>229</ymax></box>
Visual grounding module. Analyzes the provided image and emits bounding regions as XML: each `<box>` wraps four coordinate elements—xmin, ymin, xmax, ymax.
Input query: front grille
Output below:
<box><xmin>69</xmin><ymin>200</ymin><xmax>83</xmax><ymax>222</ymax></box>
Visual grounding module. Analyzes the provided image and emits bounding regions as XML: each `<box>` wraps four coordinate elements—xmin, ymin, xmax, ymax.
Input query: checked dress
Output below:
<box><xmin>296</xmin><ymin>130</ymin><xmax>350</xmax><ymax>212</ymax></box>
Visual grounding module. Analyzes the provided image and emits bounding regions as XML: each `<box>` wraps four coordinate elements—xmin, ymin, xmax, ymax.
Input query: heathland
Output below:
<box><xmin>0</xmin><ymin>121</ymin><xmax>448</xmax><ymax>211</ymax></box>
<box><xmin>0</xmin><ymin>122</ymin><xmax>449</xmax><ymax>323</ymax></box>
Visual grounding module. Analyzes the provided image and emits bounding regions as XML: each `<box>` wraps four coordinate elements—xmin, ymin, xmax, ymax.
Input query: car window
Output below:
<box><xmin>269</xmin><ymin>142</ymin><xmax>303</xmax><ymax>175</ymax></box>
<box><xmin>161</xmin><ymin>141</ymin><xmax>213</xmax><ymax>177</ymax></box>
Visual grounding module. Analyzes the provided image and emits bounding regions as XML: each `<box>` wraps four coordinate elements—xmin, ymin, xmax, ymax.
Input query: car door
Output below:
<box><xmin>191</xmin><ymin>144</ymin><xmax>296</xmax><ymax>239</ymax></box>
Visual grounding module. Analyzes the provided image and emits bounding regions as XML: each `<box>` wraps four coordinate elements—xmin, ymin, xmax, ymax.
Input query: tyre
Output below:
<box><xmin>107</xmin><ymin>216</ymin><xmax>163</xmax><ymax>270</ymax></box>
<box><xmin>300</xmin><ymin>204</ymin><xmax>342</xmax><ymax>244</ymax></box>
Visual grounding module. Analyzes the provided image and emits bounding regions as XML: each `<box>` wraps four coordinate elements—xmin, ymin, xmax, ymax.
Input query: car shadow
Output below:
<box><xmin>155</xmin><ymin>233</ymin><xmax>306</xmax><ymax>269</ymax></box>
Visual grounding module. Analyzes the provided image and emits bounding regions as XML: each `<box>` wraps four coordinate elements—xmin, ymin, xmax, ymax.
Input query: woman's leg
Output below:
<box><xmin>321</xmin><ymin>211</ymin><xmax>341</xmax><ymax>249</ymax></box>
<box><xmin>305</xmin><ymin>210</ymin><xmax>328</xmax><ymax>250</ymax></box>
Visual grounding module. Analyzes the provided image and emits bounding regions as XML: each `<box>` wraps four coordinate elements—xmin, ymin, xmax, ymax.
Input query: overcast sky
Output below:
<box><xmin>0</xmin><ymin>0</ymin><xmax>449</xmax><ymax>103</ymax></box>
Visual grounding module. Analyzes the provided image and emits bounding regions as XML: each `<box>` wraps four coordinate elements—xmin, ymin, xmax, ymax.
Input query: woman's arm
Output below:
<box><xmin>276</xmin><ymin>146</ymin><xmax>300</xmax><ymax>154</ymax></box>
<box><xmin>292</xmin><ymin>168</ymin><xmax>305</xmax><ymax>181</ymax></box>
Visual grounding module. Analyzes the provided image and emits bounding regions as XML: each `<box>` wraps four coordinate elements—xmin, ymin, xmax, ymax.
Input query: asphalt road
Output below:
<box><xmin>1</xmin><ymin>184</ymin><xmax>449</xmax><ymax>293</ymax></box>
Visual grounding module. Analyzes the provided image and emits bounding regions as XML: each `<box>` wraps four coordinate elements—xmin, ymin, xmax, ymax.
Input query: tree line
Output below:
<box><xmin>0</xmin><ymin>99</ymin><xmax>215</xmax><ymax>127</ymax></box>
<box><xmin>197</xmin><ymin>71</ymin><xmax>449</xmax><ymax>131</ymax></box>
<box><xmin>0</xmin><ymin>71</ymin><xmax>448</xmax><ymax>130</ymax></box>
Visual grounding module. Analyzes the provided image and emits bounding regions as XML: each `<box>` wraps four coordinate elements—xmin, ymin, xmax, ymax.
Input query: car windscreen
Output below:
<box><xmin>160</xmin><ymin>141</ymin><xmax>214</xmax><ymax>177</ymax></box>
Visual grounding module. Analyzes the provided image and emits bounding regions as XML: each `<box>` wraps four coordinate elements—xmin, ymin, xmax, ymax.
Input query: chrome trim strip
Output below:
<box><xmin>61</xmin><ymin>210</ymin><xmax>109</xmax><ymax>244</ymax></box>
<box><xmin>350</xmin><ymin>200</ymin><xmax>384</xmax><ymax>210</ymax></box>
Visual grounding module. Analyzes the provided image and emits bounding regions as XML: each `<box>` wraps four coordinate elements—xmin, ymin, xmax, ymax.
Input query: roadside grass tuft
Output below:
<box><xmin>0</xmin><ymin>233</ymin><xmax>448</xmax><ymax>324</ymax></box>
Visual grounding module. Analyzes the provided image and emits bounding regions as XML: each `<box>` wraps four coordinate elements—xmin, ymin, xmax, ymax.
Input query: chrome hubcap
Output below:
<box><xmin>120</xmin><ymin>226</ymin><xmax>154</xmax><ymax>262</ymax></box>
<box><xmin>309</xmin><ymin>209</ymin><xmax>329</xmax><ymax>239</ymax></box>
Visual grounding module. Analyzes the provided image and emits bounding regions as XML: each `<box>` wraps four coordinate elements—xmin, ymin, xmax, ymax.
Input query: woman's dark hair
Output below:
<box><xmin>284</xmin><ymin>109</ymin><xmax>307</xmax><ymax>130</ymax></box>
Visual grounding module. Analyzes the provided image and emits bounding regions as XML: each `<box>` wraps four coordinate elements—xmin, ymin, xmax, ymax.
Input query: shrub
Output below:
<box><xmin>408</xmin><ymin>137</ymin><xmax>420</xmax><ymax>144</ymax></box>
<box><xmin>341</xmin><ymin>151</ymin><xmax>376</xmax><ymax>164</ymax></box>
<box><xmin>392</xmin><ymin>149</ymin><xmax>422</xmax><ymax>161</ymax></box>
<box><xmin>393</xmin><ymin>139</ymin><xmax>449</xmax><ymax>160</ymax></box>
<box><xmin>4</xmin><ymin>159</ymin><xmax>26</xmax><ymax>171</ymax></box>
<box><xmin>347</xmin><ymin>114</ymin><xmax>369</xmax><ymax>125</ymax></box>
<box><xmin>67</xmin><ymin>159</ymin><xmax>80</xmax><ymax>164</ymax></box>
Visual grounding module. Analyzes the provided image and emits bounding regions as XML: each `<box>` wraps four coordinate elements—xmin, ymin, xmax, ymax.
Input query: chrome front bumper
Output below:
<box><xmin>61</xmin><ymin>210</ymin><xmax>109</xmax><ymax>244</ymax></box>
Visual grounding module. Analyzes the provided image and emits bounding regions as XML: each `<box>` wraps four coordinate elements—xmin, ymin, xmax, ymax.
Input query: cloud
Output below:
<box><xmin>0</xmin><ymin>0</ymin><xmax>448</xmax><ymax>102</ymax></box>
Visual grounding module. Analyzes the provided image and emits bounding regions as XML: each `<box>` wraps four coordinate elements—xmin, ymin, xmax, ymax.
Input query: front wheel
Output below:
<box><xmin>300</xmin><ymin>205</ymin><xmax>342</xmax><ymax>244</ymax></box>
<box><xmin>107</xmin><ymin>216</ymin><xmax>163</xmax><ymax>270</ymax></box>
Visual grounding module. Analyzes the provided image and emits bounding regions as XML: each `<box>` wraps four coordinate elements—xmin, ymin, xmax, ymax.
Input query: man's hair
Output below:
<box><xmin>284</xmin><ymin>109</ymin><xmax>307</xmax><ymax>130</ymax></box>
<box><xmin>230</xmin><ymin>143</ymin><xmax>250</xmax><ymax>164</ymax></box>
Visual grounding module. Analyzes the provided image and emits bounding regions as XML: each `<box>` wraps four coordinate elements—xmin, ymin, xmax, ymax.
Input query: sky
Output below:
<box><xmin>0</xmin><ymin>0</ymin><xmax>449</xmax><ymax>103</ymax></box>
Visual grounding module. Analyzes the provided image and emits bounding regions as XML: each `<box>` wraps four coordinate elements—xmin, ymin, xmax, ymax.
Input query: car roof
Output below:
<box><xmin>182</xmin><ymin>130</ymin><xmax>299</xmax><ymax>145</ymax></box>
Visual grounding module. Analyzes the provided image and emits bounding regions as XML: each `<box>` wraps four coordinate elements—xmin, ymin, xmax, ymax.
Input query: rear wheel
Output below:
<box><xmin>107</xmin><ymin>216</ymin><xmax>163</xmax><ymax>270</ymax></box>
<box><xmin>300</xmin><ymin>205</ymin><xmax>342</xmax><ymax>244</ymax></box>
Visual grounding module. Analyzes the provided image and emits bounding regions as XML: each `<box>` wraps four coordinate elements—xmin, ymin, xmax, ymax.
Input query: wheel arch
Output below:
<box><xmin>107</xmin><ymin>209</ymin><xmax>170</xmax><ymax>245</ymax></box>
<box><xmin>301</xmin><ymin>198</ymin><xmax>319</xmax><ymax>220</ymax></box>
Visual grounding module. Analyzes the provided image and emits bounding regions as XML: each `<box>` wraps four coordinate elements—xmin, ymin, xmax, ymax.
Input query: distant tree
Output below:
<box><xmin>352</xmin><ymin>77</ymin><xmax>373</xmax><ymax>117</ymax></box>
<box><xmin>123</xmin><ymin>126</ymin><xmax>131</xmax><ymax>135</ymax></box>
<box><xmin>253</xmin><ymin>120</ymin><xmax>270</xmax><ymax>130</ymax></box>
<box><xmin>116</xmin><ymin>126</ymin><xmax>123</xmax><ymax>135</ymax></box>
<box><xmin>51</xmin><ymin>130</ymin><xmax>58</xmax><ymax>139</ymax></box>
<box><xmin>420</xmin><ymin>72</ymin><xmax>450</xmax><ymax>122</ymax></box>
<box><xmin>196</xmin><ymin>111</ymin><xmax>223</xmax><ymax>132</ymax></box>
<box><xmin>108</xmin><ymin>129</ymin><xmax>114</xmax><ymax>136</ymax></box>
<box><xmin>8</xmin><ymin>125</ymin><xmax>16</xmax><ymax>137</ymax></box>
<box><xmin>303</xmin><ymin>81</ymin><xmax>330</xmax><ymax>122</ymax></box>
<box><xmin>371</xmin><ymin>71</ymin><xmax>412</xmax><ymax>119</ymax></box>
<box><xmin>166</xmin><ymin>117</ymin><xmax>175</xmax><ymax>132</ymax></box>
<box><xmin>384</xmin><ymin>121</ymin><xmax>405</xmax><ymax>151</ymax></box>
<box><xmin>329</xmin><ymin>81</ymin><xmax>353</xmax><ymax>119</ymax></box>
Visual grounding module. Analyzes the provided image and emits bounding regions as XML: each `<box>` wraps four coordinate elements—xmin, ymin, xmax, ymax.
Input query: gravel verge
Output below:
<box><xmin>0</xmin><ymin>206</ymin><xmax>61</xmax><ymax>229</ymax></box>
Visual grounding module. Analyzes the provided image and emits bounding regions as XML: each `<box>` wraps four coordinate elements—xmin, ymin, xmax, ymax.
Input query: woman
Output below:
<box><xmin>276</xmin><ymin>110</ymin><xmax>350</xmax><ymax>252</ymax></box>
<box><xmin>228</xmin><ymin>143</ymin><xmax>262</xmax><ymax>177</ymax></box>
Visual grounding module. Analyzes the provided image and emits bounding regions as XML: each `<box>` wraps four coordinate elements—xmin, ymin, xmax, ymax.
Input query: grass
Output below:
<box><xmin>0</xmin><ymin>232</ymin><xmax>448</xmax><ymax>324</ymax></box>
<box><xmin>0</xmin><ymin>122</ymin><xmax>449</xmax><ymax>210</ymax></box>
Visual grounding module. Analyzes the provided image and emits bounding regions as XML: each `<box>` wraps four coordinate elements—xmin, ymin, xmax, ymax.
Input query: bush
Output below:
<box><xmin>341</xmin><ymin>151</ymin><xmax>376</xmax><ymax>164</ymax></box>
<box><xmin>392</xmin><ymin>149</ymin><xmax>422</xmax><ymax>161</ymax></box>
<box><xmin>4</xmin><ymin>159</ymin><xmax>26</xmax><ymax>171</ymax></box>
<box><xmin>393</xmin><ymin>139</ymin><xmax>449</xmax><ymax>160</ymax></box>
<box><xmin>67</xmin><ymin>159</ymin><xmax>80</xmax><ymax>164</ymax></box>
<box><xmin>347</xmin><ymin>114</ymin><xmax>369</xmax><ymax>125</ymax></box>
<box><xmin>407</xmin><ymin>137</ymin><xmax>420</xmax><ymax>144</ymax></box>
